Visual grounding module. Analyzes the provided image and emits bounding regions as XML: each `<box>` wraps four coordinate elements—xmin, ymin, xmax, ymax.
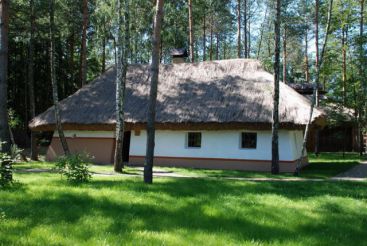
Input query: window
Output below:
<box><xmin>241</xmin><ymin>132</ymin><xmax>257</xmax><ymax>149</ymax></box>
<box><xmin>187</xmin><ymin>132</ymin><xmax>202</xmax><ymax>148</ymax></box>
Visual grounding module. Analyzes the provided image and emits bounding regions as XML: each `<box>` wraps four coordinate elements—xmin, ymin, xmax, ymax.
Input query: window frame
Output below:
<box><xmin>240</xmin><ymin>132</ymin><xmax>257</xmax><ymax>149</ymax></box>
<box><xmin>186</xmin><ymin>132</ymin><xmax>202</xmax><ymax>149</ymax></box>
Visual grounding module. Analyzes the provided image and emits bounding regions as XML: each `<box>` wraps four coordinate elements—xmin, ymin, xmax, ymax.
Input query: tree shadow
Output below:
<box><xmin>1</xmin><ymin>176</ymin><xmax>367</xmax><ymax>244</ymax></box>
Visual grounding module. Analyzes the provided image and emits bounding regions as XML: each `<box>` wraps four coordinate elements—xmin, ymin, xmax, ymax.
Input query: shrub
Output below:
<box><xmin>55</xmin><ymin>153</ymin><xmax>92</xmax><ymax>183</ymax></box>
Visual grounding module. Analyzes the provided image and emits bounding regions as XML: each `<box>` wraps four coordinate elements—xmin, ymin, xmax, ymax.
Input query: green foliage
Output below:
<box><xmin>7</xmin><ymin>109</ymin><xmax>21</xmax><ymax>129</ymax></box>
<box><xmin>55</xmin><ymin>154</ymin><xmax>92</xmax><ymax>183</ymax></box>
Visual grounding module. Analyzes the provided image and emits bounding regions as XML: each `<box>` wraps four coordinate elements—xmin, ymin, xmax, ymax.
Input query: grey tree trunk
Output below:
<box><xmin>304</xmin><ymin>29</ymin><xmax>310</xmax><ymax>83</ymax></box>
<box><xmin>237</xmin><ymin>0</ymin><xmax>241</xmax><ymax>58</ymax></box>
<box><xmin>216</xmin><ymin>32</ymin><xmax>219</xmax><ymax>60</ymax></box>
<box><xmin>282</xmin><ymin>27</ymin><xmax>287</xmax><ymax>84</ymax></box>
<box><xmin>80</xmin><ymin>0</ymin><xmax>88</xmax><ymax>87</ymax></box>
<box><xmin>188</xmin><ymin>0</ymin><xmax>194</xmax><ymax>62</ymax></box>
<box><xmin>296</xmin><ymin>0</ymin><xmax>333</xmax><ymax>174</ymax></box>
<box><xmin>314</xmin><ymin>0</ymin><xmax>320</xmax><ymax>156</ymax></box>
<box><xmin>248</xmin><ymin>16</ymin><xmax>251</xmax><ymax>58</ymax></box>
<box><xmin>0</xmin><ymin>0</ymin><xmax>10</xmax><ymax>154</ymax></box>
<box><xmin>101</xmin><ymin>20</ymin><xmax>106</xmax><ymax>74</ymax></box>
<box><xmin>271</xmin><ymin>0</ymin><xmax>281</xmax><ymax>174</ymax></box>
<box><xmin>359</xmin><ymin>0</ymin><xmax>365</xmax><ymax>155</ymax></box>
<box><xmin>144</xmin><ymin>0</ymin><xmax>164</xmax><ymax>184</ymax></box>
<box><xmin>114</xmin><ymin>0</ymin><xmax>129</xmax><ymax>173</ymax></box>
<box><xmin>342</xmin><ymin>26</ymin><xmax>347</xmax><ymax>106</ymax></box>
<box><xmin>29</xmin><ymin>0</ymin><xmax>38</xmax><ymax>161</ymax></box>
<box><xmin>202</xmin><ymin>14</ymin><xmax>206</xmax><ymax>61</ymax></box>
<box><xmin>49</xmin><ymin>0</ymin><xmax>70</xmax><ymax>155</ymax></box>
<box><xmin>243</xmin><ymin>0</ymin><xmax>248</xmax><ymax>58</ymax></box>
<box><xmin>209</xmin><ymin>15</ymin><xmax>213</xmax><ymax>61</ymax></box>
<box><xmin>256</xmin><ymin>4</ymin><xmax>268</xmax><ymax>60</ymax></box>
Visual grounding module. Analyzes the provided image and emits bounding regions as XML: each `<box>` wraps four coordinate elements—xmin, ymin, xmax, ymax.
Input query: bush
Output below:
<box><xmin>55</xmin><ymin>153</ymin><xmax>92</xmax><ymax>183</ymax></box>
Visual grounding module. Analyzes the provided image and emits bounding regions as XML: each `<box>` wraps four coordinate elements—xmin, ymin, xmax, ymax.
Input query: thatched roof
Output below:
<box><xmin>29</xmin><ymin>59</ymin><xmax>325</xmax><ymax>131</ymax></box>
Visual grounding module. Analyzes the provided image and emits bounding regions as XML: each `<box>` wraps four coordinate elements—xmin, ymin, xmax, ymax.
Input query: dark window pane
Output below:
<box><xmin>241</xmin><ymin>132</ymin><xmax>257</xmax><ymax>149</ymax></box>
<box><xmin>188</xmin><ymin>132</ymin><xmax>201</xmax><ymax>148</ymax></box>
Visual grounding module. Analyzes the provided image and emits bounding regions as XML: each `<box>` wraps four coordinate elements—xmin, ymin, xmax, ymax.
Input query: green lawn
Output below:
<box><xmin>1</xmin><ymin>154</ymin><xmax>366</xmax><ymax>245</ymax></box>
<box><xmin>14</xmin><ymin>152</ymin><xmax>363</xmax><ymax>180</ymax></box>
<box><xmin>147</xmin><ymin>152</ymin><xmax>363</xmax><ymax>179</ymax></box>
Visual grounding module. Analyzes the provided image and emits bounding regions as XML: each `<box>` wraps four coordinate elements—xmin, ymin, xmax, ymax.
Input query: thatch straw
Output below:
<box><xmin>29</xmin><ymin>59</ymin><xmax>325</xmax><ymax>131</ymax></box>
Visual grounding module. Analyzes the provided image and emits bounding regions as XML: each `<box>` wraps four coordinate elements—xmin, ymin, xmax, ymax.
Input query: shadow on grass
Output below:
<box><xmin>2</xmin><ymin>177</ymin><xmax>367</xmax><ymax>244</ymax></box>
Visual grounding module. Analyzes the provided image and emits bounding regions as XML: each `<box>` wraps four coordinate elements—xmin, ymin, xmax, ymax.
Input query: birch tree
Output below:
<box><xmin>144</xmin><ymin>0</ymin><xmax>164</xmax><ymax>184</ymax></box>
<box><xmin>295</xmin><ymin>0</ymin><xmax>333</xmax><ymax>175</ymax></box>
<box><xmin>49</xmin><ymin>0</ymin><xmax>70</xmax><ymax>155</ymax></box>
<box><xmin>114</xmin><ymin>0</ymin><xmax>129</xmax><ymax>172</ymax></box>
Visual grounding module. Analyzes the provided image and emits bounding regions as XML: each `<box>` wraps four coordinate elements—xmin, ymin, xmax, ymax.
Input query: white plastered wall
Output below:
<box><xmin>130</xmin><ymin>130</ymin><xmax>305</xmax><ymax>161</ymax></box>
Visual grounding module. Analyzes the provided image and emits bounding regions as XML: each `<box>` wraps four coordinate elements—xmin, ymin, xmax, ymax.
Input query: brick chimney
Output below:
<box><xmin>170</xmin><ymin>48</ymin><xmax>188</xmax><ymax>64</ymax></box>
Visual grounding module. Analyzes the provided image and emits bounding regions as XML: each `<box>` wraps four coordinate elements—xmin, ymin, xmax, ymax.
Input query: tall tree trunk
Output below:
<box><xmin>257</xmin><ymin>4</ymin><xmax>268</xmax><ymax>59</ymax></box>
<box><xmin>0</xmin><ymin>0</ymin><xmax>11</xmax><ymax>155</ymax></box>
<box><xmin>188</xmin><ymin>0</ymin><xmax>194</xmax><ymax>62</ymax></box>
<box><xmin>114</xmin><ymin>0</ymin><xmax>129</xmax><ymax>172</ymax></box>
<box><xmin>296</xmin><ymin>0</ymin><xmax>333</xmax><ymax>174</ymax></box>
<box><xmin>282</xmin><ymin>27</ymin><xmax>287</xmax><ymax>83</ymax></box>
<box><xmin>68</xmin><ymin>28</ymin><xmax>75</xmax><ymax>91</ymax></box>
<box><xmin>216</xmin><ymin>32</ymin><xmax>219</xmax><ymax>60</ymax></box>
<box><xmin>80</xmin><ymin>0</ymin><xmax>88</xmax><ymax>87</ymax></box>
<box><xmin>304</xmin><ymin>28</ymin><xmax>310</xmax><ymax>83</ymax></box>
<box><xmin>271</xmin><ymin>0</ymin><xmax>281</xmax><ymax>174</ymax></box>
<box><xmin>342</xmin><ymin>26</ymin><xmax>347</xmax><ymax>106</ymax></box>
<box><xmin>223</xmin><ymin>37</ymin><xmax>227</xmax><ymax>59</ymax></box>
<box><xmin>101</xmin><ymin>21</ymin><xmax>106</xmax><ymax>73</ymax></box>
<box><xmin>144</xmin><ymin>0</ymin><xmax>164</xmax><ymax>184</ymax></box>
<box><xmin>237</xmin><ymin>0</ymin><xmax>241</xmax><ymax>58</ymax></box>
<box><xmin>314</xmin><ymin>0</ymin><xmax>320</xmax><ymax>156</ymax></box>
<box><xmin>359</xmin><ymin>0</ymin><xmax>365</xmax><ymax>155</ymax></box>
<box><xmin>202</xmin><ymin>13</ymin><xmax>206</xmax><ymax>61</ymax></box>
<box><xmin>29</xmin><ymin>0</ymin><xmax>38</xmax><ymax>160</ymax></box>
<box><xmin>244</xmin><ymin>0</ymin><xmax>248</xmax><ymax>58</ymax></box>
<box><xmin>49</xmin><ymin>0</ymin><xmax>70</xmax><ymax>155</ymax></box>
<box><xmin>248</xmin><ymin>17</ymin><xmax>251</xmax><ymax>58</ymax></box>
<box><xmin>315</xmin><ymin>0</ymin><xmax>319</xmax><ymax>106</ymax></box>
<box><xmin>113</xmin><ymin>37</ymin><xmax>117</xmax><ymax>65</ymax></box>
<box><xmin>209</xmin><ymin>15</ymin><xmax>213</xmax><ymax>61</ymax></box>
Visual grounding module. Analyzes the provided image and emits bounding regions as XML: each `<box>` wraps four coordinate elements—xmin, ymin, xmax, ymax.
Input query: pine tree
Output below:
<box><xmin>28</xmin><ymin>0</ymin><xmax>38</xmax><ymax>161</ymax></box>
<box><xmin>271</xmin><ymin>0</ymin><xmax>281</xmax><ymax>174</ymax></box>
<box><xmin>0</xmin><ymin>0</ymin><xmax>10</xmax><ymax>154</ymax></box>
<box><xmin>144</xmin><ymin>0</ymin><xmax>164</xmax><ymax>184</ymax></box>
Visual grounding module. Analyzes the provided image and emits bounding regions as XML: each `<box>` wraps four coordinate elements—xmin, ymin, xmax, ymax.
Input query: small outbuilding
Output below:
<box><xmin>29</xmin><ymin>59</ymin><xmax>325</xmax><ymax>172</ymax></box>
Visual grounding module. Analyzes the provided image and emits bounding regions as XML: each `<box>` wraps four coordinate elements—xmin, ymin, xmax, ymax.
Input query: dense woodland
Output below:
<box><xmin>0</xmin><ymin>0</ymin><xmax>366</xmax><ymax>178</ymax></box>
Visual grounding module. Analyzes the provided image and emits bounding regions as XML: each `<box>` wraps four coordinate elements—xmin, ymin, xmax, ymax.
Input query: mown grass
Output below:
<box><xmin>151</xmin><ymin>152</ymin><xmax>363</xmax><ymax>179</ymax></box>
<box><xmin>13</xmin><ymin>152</ymin><xmax>363</xmax><ymax>180</ymax></box>
<box><xmin>0</xmin><ymin>170</ymin><xmax>366</xmax><ymax>245</ymax></box>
